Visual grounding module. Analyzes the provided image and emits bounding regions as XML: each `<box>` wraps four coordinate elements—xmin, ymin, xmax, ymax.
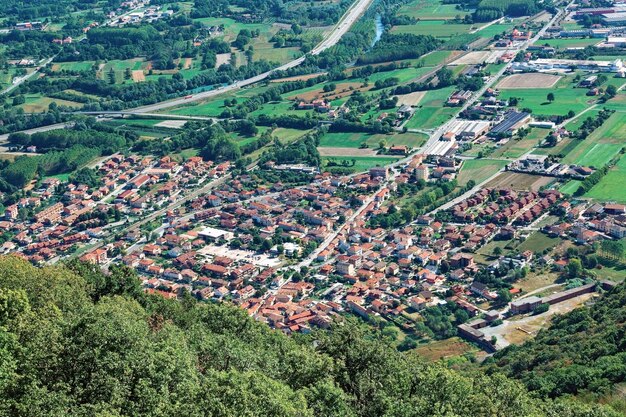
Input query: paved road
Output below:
<box><xmin>129</xmin><ymin>0</ymin><xmax>375</xmax><ymax>114</ymax></box>
<box><xmin>1</xmin><ymin>56</ymin><xmax>55</xmax><ymax>96</ymax></box>
<box><xmin>69</xmin><ymin>111</ymin><xmax>216</xmax><ymax>121</ymax></box>
<box><xmin>0</xmin><ymin>122</ymin><xmax>74</xmax><ymax>151</ymax></box>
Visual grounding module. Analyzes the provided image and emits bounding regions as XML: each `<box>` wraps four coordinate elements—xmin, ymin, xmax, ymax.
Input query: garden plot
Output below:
<box><xmin>449</xmin><ymin>51</ymin><xmax>492</xmax><ymax>65</ymax></box>
<box><xmin>215</xmin><ymin>53</ymin><xmax>231</xmax><ymax>68</ymax></box>
<box><xmin>496</xmin><ymin>73</ymin><xmax>561</xmax><ymax>89</ymax></box>
<box><xmin>131</xmin><ymin>70</ymin><xmax>145</xmax><ymax>82</ymax></box>
<box><xmin>155</xmin><ymin>120</ymin><xmax>187</xmax><ymax>129</ymax></box>
<box><xmin>396</xmin><ymin>91</ymin><xmax>427</xmax><ymax>106</ymax></box>
<box><xmin>318</xmin><ymin>147</ymin><xmax>379</xmax><ymax>157</ymax></box>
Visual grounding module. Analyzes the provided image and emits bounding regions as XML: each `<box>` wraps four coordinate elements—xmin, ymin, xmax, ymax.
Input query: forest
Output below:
<box><xmin>0</xmin><ymin>255</ymin><xmax>620</xmax><ymax>416</ymax></box>
<box><xmin>191</xmin><ymin>0</ymin><xmax>353</xmax><ymax>25</ymax></box>
<box><xmin>473</xmin><ymin>0</ymin><xmax>542</xmax><ymax>22</ymax></box>
<box><xmin>487</xmin><ymin>282</ymin><xmax>626</xmax><ymax>413</ymax></box>
<box><xmin>1</xmin><ymin>122</ymin><xmax>134</xmax><ymax>188</ymax></box>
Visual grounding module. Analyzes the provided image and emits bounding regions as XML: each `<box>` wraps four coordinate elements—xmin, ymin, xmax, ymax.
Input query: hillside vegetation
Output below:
<box><xmin>487</xmin><ymin>282</ymin><xmax>626</xmax><ymax>413</ymax></box>
<box><xmin>0</xmin><ymin>256</ymin><xmax>619</xmax><ymax>416</ymax></box>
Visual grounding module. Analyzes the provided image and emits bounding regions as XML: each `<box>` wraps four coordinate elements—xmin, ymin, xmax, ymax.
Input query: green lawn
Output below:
<box><xmin>457</xmin><ymin>159</ymin><xmax>507</xmax><ymax>186</ymax></box>
<box><xmin>585</xmin><ymin>156</ymin><xmax>626</xmax><ymax>202</ymax></box>
<box><xmin>560</xmin><ymin>180</ymin><xmax>581</xmax><ymax>195</ymax></box>
<box><xmin>517</xmin><ymin>232</ymin><xmax>561</xmax><ymax>253</ymax></box>
<box><xmin>323</xmin><ymin>156</ymin><xmax>401</xmax><ymax>173</ymax></box>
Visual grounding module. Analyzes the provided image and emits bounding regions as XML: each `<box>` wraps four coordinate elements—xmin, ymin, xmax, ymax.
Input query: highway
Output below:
<box><xmin>129</xmin><ymin>0</ymin><xmax>375</xmax><ymax>114</ymax></box>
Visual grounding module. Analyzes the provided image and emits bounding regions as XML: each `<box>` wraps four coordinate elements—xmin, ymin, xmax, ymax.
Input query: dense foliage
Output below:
<box><xmin>1</xmin><ymin>122</ymin><xmax>135</xmax><ymax>188</ymax></box>
<box><xmin>356</xmin><ymin>33</ymin><xmax>441</xmax><ymax>65</ymax></box>
<box><xmin>487</xmin><ymin>282</ymin><xmax>626</xmax><ymax>411</ymax></box>
<box><xmin>0</xmin><ymin>256</ymin><xmax>619</xmax><ymax>416</ymax></box>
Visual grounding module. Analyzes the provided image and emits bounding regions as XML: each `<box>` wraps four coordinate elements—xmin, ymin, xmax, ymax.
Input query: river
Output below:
<box><xmin>372</xmin><ymin>14</ymin><xmax>383</xmax><ymax>47</ymax></box>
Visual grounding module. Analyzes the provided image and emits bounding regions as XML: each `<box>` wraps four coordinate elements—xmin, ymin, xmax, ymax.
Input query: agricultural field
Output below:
<box><xmin>404</xmin><ymin>86</ymin><xmax>458</xmax><ymax>130</ymax></box>
<box><xmin>561</xmin><ymin>112</ymin><xmax>626</xmax><ymax>167</ymax></box>
<box><xmin>457</xmin><ymin>159</ymin><xmax>508</xmax><ymax>186</ymax></box>
<box><xmin>485</xmin><ymin>172</ymin><xmax>555</xmax><ymax>191</ymax></box>
<box><xmin>322</xmin><ymin>156</ymin><xmax>401</xmax><ymax>173</ymax></box>
<box><xmin>532</xmin><ymin>136</ymin><xmax>579</xmax><ymax>157</ymax></box>
<box><xmin>51</xmin><ymin>61</ymin><xmax>96</xmax><ymax>72</ymax></box>
<box><xmin>584</xmin><ymin>156</ymin><xmax>626</xmax><ymax>203</ymax></box>
<box><xmin>537</xmin><ymin>38</ymin><xmax>600</xmax><ymax>49</ymax></box>
<box><xmin>391</xmin><ymin>21</ymin><xmax>475</xmax><ymax>39</ymax></box>
<box><xmin>496</xmin><ymin>73</ymin><xmax>561</xmax><ymax>89</ymax></box>
<box><xmin>166</xmin><ymin>85</ymin><xmax>270</xmax><ymax>116</ymax></box>
<box><xmin>397</xmin><ymin>0</ymin><xmax>469</xmax><ymax>20</ymax></box>
<box><xmin>475</xmin><ymin>22</ymin><xmax>516</xmax><ymax>39</ymax></box>
<box><xmin>497</xmin><ymin>75</ymin><xmax>597</xmax><ymax>116</ymax></box>
<box><xmin>19</xmin><ymin>94</ymin><xmax>83</xmax><ymax>113</ymax></box>
<box><xmin>95</xmin><ymin>58</ymin><xmax>150</xmax><ymax>84</ymax></box>
<box><xmin>318</xmin><ymin>131</ymin><xmax>426</xmax><ymax>149</ymax></box>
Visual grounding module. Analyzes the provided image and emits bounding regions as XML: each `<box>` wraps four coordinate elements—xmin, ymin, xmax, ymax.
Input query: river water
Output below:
<box><xmin>372</xmin><ymin>14</ymin><xmax>383</xmax><ymax>47</ymax></box>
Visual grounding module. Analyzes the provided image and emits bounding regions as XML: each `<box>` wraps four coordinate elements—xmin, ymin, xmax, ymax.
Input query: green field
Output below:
<box><xmin>538</xmin><ymin>38</ymin><xmax>600</xmax><ymax>49</ymax></box>
<box><xmin>391</xmin><ymin>21</ymin><xmax>474</xmax><ymax>38</ymax></box>
<box><xmin>517</xmin><ymin>231</ymin><xmax>561</xmax><ymax>253</ymax></box>
<box><xmin>323</xmin><ymin>156</ymin><xmax>401</xmax><ymax>173</ymax></box>
<box><xmin>51</xmin><ymin>61</ymin><xmax>96</xmax><ymax>72</ymax></box>
<box><xmin>457</xmin><ymin>159</ymin><xmax>507</xmax><ymax>186</ymax></box>
<box><xmin>167</xmin><ymin>85</ymin><xmax>269</xmax><ymax>116</ymax></box>
<box><xmin>318</xmin><ymin>131</ymin><xmax>427</xmax><ymax>148</ymax></box>
<box><xmin>20</xmin><ymin>94</ymin><xmax>83</xmax><ymax>113</ymax></box>
<box><xmin>476</xmin><ymin>23</ymin><xmax>515</xmax><ymax>39</ymax></box>
<box><xmin>397</xmin><ymin>0</ymin><xmax>470</xmax><ymax>19</ymax></box>
<box><xmin>560</xmin><ymin>180</ymin><xmax>581</xmax><ymax>195</ymax></box>
<box><xmin>193</xmin><ymin>17</ymin><xmax>302</xmax><ymax>65</ymax></box>
<box><xmin>272</xmin><ymin>127</ymin><xmax>309</xmax><ymax>143</ymax></box>
<box><xmin>585</xmin><ymin>155</ymin><xmax>626</xmax><ymax>202</ymax></box>
<box><xmin>498</xmin><ymin>75</ymin><xmax>598</xmax><ymax>117</ymax></box>
<box><xmin>562</xmin><ymin>112</ymin><xmax>626</xmax><ymax>167</ymax></box>
<box><xmin>0</xmin><ymin>68</ymin><xmax>20</xmax><ymax>89</ymax></box>
<box><xmin>532</xmin><ymin>135</ymin><xmax>580</xmax><ymax>157</ymax></box>
<box><xmin>404</xmin><ymin>86</ymin><xmax>458</xmax><ymax>130</ymax></box>
<box><xmin>491</xmin><ymin>128</ymin><xmax>549</xmax><ymax>159</ymax></box>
